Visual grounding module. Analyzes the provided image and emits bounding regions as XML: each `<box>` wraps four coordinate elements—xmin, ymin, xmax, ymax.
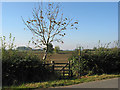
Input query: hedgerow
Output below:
<box><xmin>1</xmin><ymin>34</ymin><xmax>57</xmax><ymax>86</ymax></box>
<box><xmin>69</xmin><ymin>41</ymin><xmax>120</xmax><ymax>77</ymax></box>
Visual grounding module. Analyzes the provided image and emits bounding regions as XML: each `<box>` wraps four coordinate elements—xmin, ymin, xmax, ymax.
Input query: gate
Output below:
<box><xmin>44</xmin><ymin>61</ymin><xmax>73</xmax><ymax>79</ymax></box>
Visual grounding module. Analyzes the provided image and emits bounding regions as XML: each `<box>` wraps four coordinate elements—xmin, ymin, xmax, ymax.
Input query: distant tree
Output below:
<box><xmin>54</xmin><ymin>46</ymin><xmax>60</xmax><ymax>53</ymax></box>
<box><xmin>16</xmin><ymin>46</ymin><xmax>32</xmax><ymax>51</ymax></box>
<box><xmin>43</xmin><ymin>43</ymin><xmax>54</xmax><ymax>53</ymax></box>
<box><xmin>93</xmin><ymin>47</ymin><xmax>97</xmax><ymax>50</ymax></box>
<box><xmin>22</xmin><ymin>2</ymin><xmax>79</xmax><ymax>61</ymax></box>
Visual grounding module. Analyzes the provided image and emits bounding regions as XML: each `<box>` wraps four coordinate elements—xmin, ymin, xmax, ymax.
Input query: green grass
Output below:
<box><xmin>3</xmin><ymin>74</ymin><xmax>120</xmax><ymax>89</ymax></box>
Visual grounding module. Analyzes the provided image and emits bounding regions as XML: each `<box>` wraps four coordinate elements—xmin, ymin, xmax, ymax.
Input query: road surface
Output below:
<box><xmin>55</xmin><ymin>78</ymin><xmax>119</xmax><ymax>88</ymax></box>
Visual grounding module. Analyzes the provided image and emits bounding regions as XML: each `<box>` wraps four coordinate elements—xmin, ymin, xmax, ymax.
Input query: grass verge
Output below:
<box><xmin>3</xmin><ymin>74</ymin><xmax>120</xmax><ymax>89</ymax></box>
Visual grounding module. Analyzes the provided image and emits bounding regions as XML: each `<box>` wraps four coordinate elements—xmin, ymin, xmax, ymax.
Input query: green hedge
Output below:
<box><xmin>2</xmin><ymin>49</ymin><xmax>55</xmax><ymax>86</ymax></box>
<box><xmin>69</xmin><ymin>48</ymin><xmax>120</xmax><ymax>77</ymax></box>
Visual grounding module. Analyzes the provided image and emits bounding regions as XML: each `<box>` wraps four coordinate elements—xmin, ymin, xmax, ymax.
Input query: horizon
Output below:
<box><xmin>2</xmin><ymin>2</ymin><xmax>118</xmax><ymax>50</ymax></box>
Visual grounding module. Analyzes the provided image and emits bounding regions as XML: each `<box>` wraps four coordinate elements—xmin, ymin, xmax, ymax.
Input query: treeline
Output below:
<box><xmin>16</xmin><ymin>43</ymin><xmax>61</xmax><ymax>54</ymax></box>
<box><xmin>16</xmin><ymin>46</ymin><xmax>42</xmax><ymax>51</ymax></box>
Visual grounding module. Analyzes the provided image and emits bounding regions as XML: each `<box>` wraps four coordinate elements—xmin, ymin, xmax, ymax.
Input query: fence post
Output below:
<box><xmin>63</xmin><ymin>70</ymin><xmax>64</xmax><ymax>78</ymax></box>
<box><xmin>68</xmin><ymin>61</ymin><xmax>71</xmax><ymax>78</ymax></box>
<box><xmin>51</xmin><ymin>61</ymin><xmax>55</xmax><ymax>73</ymax></box>
<box><xmin>71</xmin><ymin>61</ymin><xmax>73</xmax><ymax>77</ymax></box>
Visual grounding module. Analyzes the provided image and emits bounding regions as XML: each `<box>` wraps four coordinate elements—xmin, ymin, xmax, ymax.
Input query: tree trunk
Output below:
<box><xmin>42</xmin><ymin>44</ymin><xmax>48</xmax><ymax>61</ymax></box>
<box><xmin>43</xmin><ymin>50</ymin><xmax>47</xmax><ymax>61</ymax></box>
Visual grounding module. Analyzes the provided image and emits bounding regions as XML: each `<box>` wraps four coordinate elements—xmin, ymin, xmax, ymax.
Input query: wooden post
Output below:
<box><xmin>78</xmin><ymin>47</ymin><xmax>81</xmax><ymax>77</ymax></box>
<box><xmin>51</xmin><ymin>61</ymin><xmax>55</xmax><ymax>73</ymax></box>
<box><xmin>71</xmin><ymin>61</ymin><xmax>73</xmax><ymax>77</ymax></box>
<box><xmin>63</xmin><ymin>70</ymin><xmax>64</xmax><ymax>78</ymax></box>
<box><xmin>68</xmin><ymin>61</ymin><xmax>70</xmax><ymax>78</ymax></box>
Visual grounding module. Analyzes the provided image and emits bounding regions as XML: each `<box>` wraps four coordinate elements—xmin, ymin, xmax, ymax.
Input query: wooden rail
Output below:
<box><xmin>43</xmin><ymin>61</ymin><xmax>73</xmax><ymax>78</ymax></box>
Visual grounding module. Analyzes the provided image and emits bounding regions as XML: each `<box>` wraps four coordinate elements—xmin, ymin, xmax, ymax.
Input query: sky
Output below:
<box><xmin>2</xmin><ymin>2</ymin><xmax>118</xmax><ymax>50</ymax></box>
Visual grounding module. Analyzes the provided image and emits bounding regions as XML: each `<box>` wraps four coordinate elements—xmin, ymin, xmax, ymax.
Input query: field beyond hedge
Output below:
<box><xmin>23</xmin><ymin>51</ymin><xmax>73</xmax><ymax>63</ymax></box>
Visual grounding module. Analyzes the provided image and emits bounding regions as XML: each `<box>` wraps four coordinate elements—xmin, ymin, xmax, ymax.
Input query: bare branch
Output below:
<box><xmin>22</xmin><ymin>2</ymin><xmax>79</xmax><ymax>60</ymax></box>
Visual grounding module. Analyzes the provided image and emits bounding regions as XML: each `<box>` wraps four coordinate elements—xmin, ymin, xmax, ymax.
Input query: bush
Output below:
<box><xmin>1</xmin><ymin>34</ymin><xmax>58</xmax><ymax>86</ymax></box>
<box><xmin>69</xmin><ymin>41</ymin><xmax>120</xmax><ymax>77</ymax></box>
<box><xmin>54</xmin><ymin>46</ymin><xmax>60</xmax><ymax>54</ymax></box>
<box><xmin>2</xmin><ymin>50</ymin><xmax>56</xmax><ymax>86</ymax></box>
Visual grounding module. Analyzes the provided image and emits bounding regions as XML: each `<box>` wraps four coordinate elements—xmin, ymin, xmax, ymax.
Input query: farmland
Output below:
<box><xmin>21</xmin><ymin>50</ymin><xmax>73</xmax><ymax>63</ymax></box>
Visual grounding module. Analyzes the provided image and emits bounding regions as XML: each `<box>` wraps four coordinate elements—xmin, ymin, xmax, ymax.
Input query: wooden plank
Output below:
<box><xmin>54</xmin><ymin>66</ymin><xmax>64</xmax><ymax>68</ymax></box>
<box><xmin>60</xmin><ymin>63</ymin><xmax>69</xmax><ymax>71</ymax></box>
<box><xmin>55</xmin><ymin>63</ymin><xmax>68</xmax><ymax>64</ymax></box>
<box><xmin>54</xmin><ymin>69</ymin><xmax>69</xmax><ymax>71</ymax></box>
<box><xmin>55</xmin><ymin>69</ymin><xmax>69</xmax><ymax>71</ymax></box>
<box><xmin>54</xmin><ymin>68</ymin><xmax>61</xmax><ymax>70</ymax></box>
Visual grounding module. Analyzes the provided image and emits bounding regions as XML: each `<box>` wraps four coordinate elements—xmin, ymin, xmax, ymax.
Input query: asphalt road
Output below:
<box><xmin>56</xmin><ymin>78</ymin><xmax>119</xmax><ymax>88</ymax></box>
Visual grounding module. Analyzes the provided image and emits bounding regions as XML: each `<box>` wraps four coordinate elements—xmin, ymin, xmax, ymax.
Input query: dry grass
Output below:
<box><xmin>33</xmin><ymin>51</ymin><xmax>73</xmax><ymax>63</ymax></box>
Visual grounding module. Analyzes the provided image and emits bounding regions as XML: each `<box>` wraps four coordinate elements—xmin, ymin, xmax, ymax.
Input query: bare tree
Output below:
<box><xmin>22</xmin><ymin>2</ymin><xmax>79</xmax><ymax>61</ymax></box>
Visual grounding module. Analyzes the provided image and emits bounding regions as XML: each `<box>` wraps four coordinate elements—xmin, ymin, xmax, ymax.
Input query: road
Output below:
<box><xmin>55</xmin><ymin>78</ymin><xmax>118</xmax><ymax>88</ymax></box>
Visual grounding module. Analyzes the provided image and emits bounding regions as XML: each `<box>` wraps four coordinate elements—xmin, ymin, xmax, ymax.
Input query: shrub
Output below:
<box><xmin>54</xmin><ymin>46</ymin><xmax>60</xmax><ymax>54</ymax></box>
<box><xmin>69</xmin><ymin>41</ymin><xmax>120</xmax><ymax>77</ymax></box>
<box><xmin>1</xmin><ymin>34</ymin><xmax>58</xmax><ymax>86</ymax></box>
<box><xmin>2</xmin><ymin>50</ymin><xmax>56</xmax><ymax>86</ymax></box>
